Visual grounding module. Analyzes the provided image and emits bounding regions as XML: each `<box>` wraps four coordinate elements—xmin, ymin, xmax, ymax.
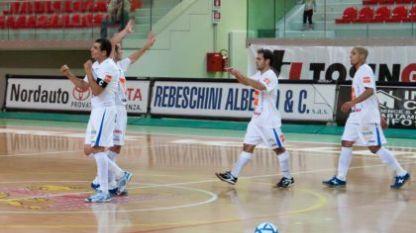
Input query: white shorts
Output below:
<box><xmin>113</xmin><ymin>106</ymin><xmax>127</xmax><ymax>146</ymax></box>
<box><xmin>243</xmin><ymin>121</ymin><xmax>285</xmax><ymax>149</ymax></box>
<box><xmin>85</xmin><ymin>106</ymin><xmax>117</xmax><ymax>148</ymax></box>
<box><xmin>342</xmin><ymin>122</ymin><xmax>387</xmax><ymax>146</ymax></box>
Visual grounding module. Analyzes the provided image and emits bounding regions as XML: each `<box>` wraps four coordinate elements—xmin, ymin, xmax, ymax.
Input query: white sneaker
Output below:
<box><xmin>85</xmin><ymin>191</ymin><xmax>112</xmax><ymax>203</ymax></box>
<box><xmin>117</xmin><ymin>171</ymin><xmax>133</xmax><ymax>195</ymax></box>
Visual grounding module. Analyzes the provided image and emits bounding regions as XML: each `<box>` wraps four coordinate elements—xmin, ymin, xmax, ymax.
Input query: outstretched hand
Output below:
<box><xmin>225</xmin><ymin>67</ymin><xmax>241</xmax><ymax>77</ymax></box>
<box><xmin>60</xmin><ymin>65</ymin><xmax>70</xmax><ymax>75</ymax></box>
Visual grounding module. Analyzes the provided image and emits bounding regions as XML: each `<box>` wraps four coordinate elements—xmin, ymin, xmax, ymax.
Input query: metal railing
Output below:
<box><xmin>247</xmin><ymin>0</ymin><xmax>416</xmax><ymax>40</ymax></box>
<box><xmin>0</xmin><ymin>0</ymin><xmax>182</xmax><ymax>41</ymax></box>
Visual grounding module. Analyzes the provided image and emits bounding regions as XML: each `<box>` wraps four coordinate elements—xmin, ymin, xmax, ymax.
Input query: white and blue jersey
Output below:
<box><xmin>84</xmin><ymin>58</ymin><xmax>121</xmax><ymax>147</ymax></box>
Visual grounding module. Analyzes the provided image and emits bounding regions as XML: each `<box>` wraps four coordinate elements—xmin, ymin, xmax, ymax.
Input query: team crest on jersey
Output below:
<box><xmin>263</xmin><ymin>78</ymin><xmax>271</xmax><ymax>85</ymax></box>
<box><xmin>363</xmin><ymin>77</ymin><xmax>371</xmax><ymax>83</ymax></box>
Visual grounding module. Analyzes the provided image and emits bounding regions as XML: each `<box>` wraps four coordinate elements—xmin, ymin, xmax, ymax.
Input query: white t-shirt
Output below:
<box><xmin>249</xmin><ymin>69</ymin><xmax>282</xmax><ymax>128</ymax></box>
<box><xmin>115</xmin><ymin>58</ymin><xmax>132</xmax><ymax>106</ymax></box>
<box><xmin>347</xmin><ymin>64</ymin><xmax>380</xmax><ymax>124</ymax></box>
<box><xmin>84</xmin><ymin>58</ymin><xmax>120</xmax><ymax>109</ymax></box>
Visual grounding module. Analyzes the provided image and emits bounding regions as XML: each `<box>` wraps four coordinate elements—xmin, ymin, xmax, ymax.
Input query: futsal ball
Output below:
<box><xmin>254</xmin><ymin>222</ymin><xmax>279</xmax><ymax>233</ymax></box>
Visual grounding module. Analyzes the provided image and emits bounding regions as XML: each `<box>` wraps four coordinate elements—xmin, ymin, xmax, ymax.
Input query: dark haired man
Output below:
<box><xmin>61</xmin><ymin>38</ymin><xmax>131</xmax><ymax>202</ymax></box>
<box><xmin>90</xmin><ymin>21</ymin><xmax>156</xmax><ymax>196</ymax></box>
<box><xmin>215</xmin><ymin>49</ymin><xmax>294</xmax><ymax>188</ymax></box>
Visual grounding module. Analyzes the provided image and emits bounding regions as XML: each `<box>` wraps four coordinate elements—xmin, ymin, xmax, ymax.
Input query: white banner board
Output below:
<box><xmin>249</xmin><ymin>45</ymin><xmax>416</xmax><ymax>83</ymax></box>
<box><xmin>151</xmin><ymin>81</ymin><xmax>336</xmax><ymax>121</ymax></box>
<box><xmin>6</xmin><ymin>77</ymin><xmax>150</xmax><ymax>114</ymax></box>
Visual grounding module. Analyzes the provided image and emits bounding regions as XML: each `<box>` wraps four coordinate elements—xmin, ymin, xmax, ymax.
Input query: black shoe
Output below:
<box><xmin>391</xmin><ymin>173</ymin><xmax>410</xmax><ymax>189</ymax></box>
<box><xmin>215</xmin><ymin>171</ymin><xmax>238</xmax><ymax>185</ymax></box>
<box><xmin>117</xmin><ymin>190</ymin><xmax>128</xmax><ymax>196</ymax></box>
<box><xmin>322</xmin><ymin>176</ymin><xmax>346</xmax><ymax>188</ymax></box>
<box><xmin>276</xmin><ymin>177</ymin><xmax>294</xmax><ymax>188</ymax></box>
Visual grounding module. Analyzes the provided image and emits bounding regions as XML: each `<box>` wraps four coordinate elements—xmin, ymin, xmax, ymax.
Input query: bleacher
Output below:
<box><xmin>0</xmin><ymin>1</ymin><xmax>110</xmax><ymax>29</ymax></box>
<box><xmin>336</xmin><ymin>0</ymin><xmax>416</xmax><ymax>23</ymax></box>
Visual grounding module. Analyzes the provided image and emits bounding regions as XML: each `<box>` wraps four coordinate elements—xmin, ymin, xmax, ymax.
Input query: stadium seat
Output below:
<box><xmin>388</xmin><ymin>6</ymin><xmax>408</xmax><ymax>22</ymax></box>
<box><xmin>356</xmin><ymin>7</ymin><xmax>375</xmax><ymax>23</ymax></box>
<box><xmin>15</xmin><ymin>15</ymin><xmax>27</xmax><ymax>29</ymax></box>
<box><xmin>70</xmin><ymin>14</ymin><xmax>81</xmax><ymax>27</ymax></box>
<box><xmin>44</xmin><ymin>1</ymin><xmax>53</xmax><ymax>13</ymax></box>
<box><xmin>406</xmin><ymin>6</ymin><xmax>416</xmax><ymax>22</ymax></box>
<box><xmin>51</xmin><ymin>1</ymin><xmax>63</xmax><ymax>13</ymax></box>
<box><xmin>62</xmin><ymin>14</ymin><xmax>71</xmax><ymax>27</ymax></box>
<box><xmin>36</xmin><ymin>15</ymin><xmax>49</xmax><ymax>28</ymax></box>
<box><xmin>3</xmin><ymin>2</ymin><xmax>20</xmax><ymax>15</ymax></box>
<box><xmin>82</xmin><ymin>13</ymin><xmax>94</xmax><ymax>27</ymax></box>
<box><xmin>0</xmin><ymin>1</ymin><xmax>114</xmax><ymax>29</ymax></box>
<box><xmin>6</xmin><ymin>15</ymin><xmax>16</xmax><ymax>29</ymax></box>
<box><xmin>93</xmin><ymin>1</ymin><xmax>108</xmax><ymax>12</ymax></box>
<box><xmin>131</xmin><ymin>0</ymin><xmax>142</xmax><ymax>11</ymax></box>
<box><xmin>34</xmin><ymin>1</ymin><xmax>46</xmax><ymax>14</ymax></box>
<box><xmin>27</xmin><ymin>15</ymin><xmax>37</xmax><ymax>28</ymax></box>
<box><xmin>336</xmin><ymin>7</ymin><xmax>358</xmax><ymax>23</ymax></box>
<box><xmin>73</xmin><ymin>0</ymin><xmax>83</xmax><ymax>12</ymax></box>
<box><xmin>374</xmin><ymin>6</ymin><xmax>391</xmax><ymax>22</ymax></box>
<box><xmin>64</xmin><ymin>0</ymin><xmax>74</xmax><ymax>13</ymax></box>
<box><xmin>93</xmin><ymin>14</ymin><xmax>105</xmax><ymax>26</ymax></box>
<box><xmin>19</xmin><ymin>2</ymin><xmax>35</xmax><ymax>14</ymax></box>
<box><xmin>0</xmin><ymin>18</ymin><xmax>5</xmax><ymax>29</ymax></box>
<box><xmin>47</xmin><ymin>13</ymin><xmax>65</xmax><ymax>28</ymax></box>
<box><xmin>0</xmin><ymin>15</ymin><xmax>5</xmax><ymax>29</ymax></box>
<box><xmin>82</xmin><ymin>0</ymin><xmax>95</xmax><ymax>12</ymax></box>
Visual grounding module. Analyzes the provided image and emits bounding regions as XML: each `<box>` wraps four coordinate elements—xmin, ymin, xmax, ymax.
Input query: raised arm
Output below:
<box><xmin>225</xmin><ymin>67</ymin><xmax>267</xmax><ymax>91</ymax></box>
<box><xmin>109</xmin><ymin>20</ymin><xmax>134</xmax><ymax>59</ymax></box>
<box><xmin>60</xmin><ymin>65</ymin><xmax>89</xmax><ymax>91</ymax></box>
<box><xmin>128</xmin><ymin>31</ymin><xmax>156</xmax><ymax>64</ymax></box>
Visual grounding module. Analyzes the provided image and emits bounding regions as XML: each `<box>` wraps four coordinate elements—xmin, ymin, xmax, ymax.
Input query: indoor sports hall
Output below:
<box><xmin>0</xmin><ymin>0</ymin><xmax>415</xmax><ymax>233</ymax></box>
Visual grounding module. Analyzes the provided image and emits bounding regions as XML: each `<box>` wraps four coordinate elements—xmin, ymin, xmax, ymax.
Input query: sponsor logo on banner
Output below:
<box><xmin>9</xmin><ymin>83</ymin><xmax>70</xmax><ymax>104</ymax></box>
<box><xmin>72</xmin><ymin>87</ymin><xmax>90</xmax><ymax>101</ymax></box>
<box><xmin>336</xmin><ymin>85</ymin><xmax>416</xmax><ymax>129</ymax></box>
<box><xmin>378</xmin><ymin>87</ymin><xmax>416</xmax><ymax>128</ymax></box>
<box><xmin>249</xmin><ymin>45</ymin><xmax>416</xmax><ymax>83</ymax></box>
<box><xmin>6</xmin><ymin>77</ymin><xmax>150</xmax><ymax>114</ymax></box>
<box><xmin>125</xmin><ymin>86</ymin><xmax>146</xmax><ymax>112</ymax></box>
<box><xmin>151</xmin><ymin>81</ymin><xmax>336</xmax><ymax>121</ymax></box>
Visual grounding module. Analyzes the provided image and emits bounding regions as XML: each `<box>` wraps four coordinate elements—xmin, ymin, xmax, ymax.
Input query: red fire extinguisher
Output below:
<box><xmin>206</xmin><ymin>49</ymin><xmax>228</xmax><ymax>72</ymax></box>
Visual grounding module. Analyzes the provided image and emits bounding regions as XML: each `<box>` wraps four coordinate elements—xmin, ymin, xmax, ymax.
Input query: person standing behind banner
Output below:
<box><xmin>302</xmin><ymin>0</ymin><xmax>316</xmax><ymax>30</ymax></box>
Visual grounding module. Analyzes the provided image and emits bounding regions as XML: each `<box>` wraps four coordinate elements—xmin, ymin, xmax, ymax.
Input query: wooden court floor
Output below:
<box><xmin>0</xmin><ymin>119</ymin><xmax>415</xmax><ymax>233</ymax></box>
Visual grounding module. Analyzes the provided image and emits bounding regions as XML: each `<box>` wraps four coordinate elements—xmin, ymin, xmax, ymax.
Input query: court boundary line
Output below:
<box><xmin>0</xmin><ymin>182</ymin><xmax>218</xmax><ymax>214</ymax></box>
<box><xmin>0</xmin><ymin>160</ymin><xmax>414</xmax><ymax>215</ymax></box>
<box><xmin>2</xmin><ymin>126</ymin><xmax>416</xmax><ymax>149</ymax></box>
